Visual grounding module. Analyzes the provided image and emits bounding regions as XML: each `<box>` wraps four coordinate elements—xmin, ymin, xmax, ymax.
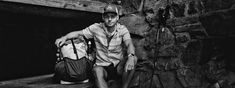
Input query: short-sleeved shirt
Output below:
<box><xmin>83</xmin><ymin>23</ymin><xmax>131</xmax><ymax>67</ymax></box>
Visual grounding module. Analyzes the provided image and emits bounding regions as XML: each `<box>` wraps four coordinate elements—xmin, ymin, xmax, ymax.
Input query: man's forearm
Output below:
<box><xmin>124</xmin><ymin>39</ymin><xmax>136</xmax><ymax>55</ymax></box>
<box><xmin>127</xmin><ymin>43</ymin><xmax>135</xmax><ymax>55</ymax></box>
<box><xmin>63</xmin><ymin>31</ymin><xmax>83</xmax><ymax>40</ymax></box>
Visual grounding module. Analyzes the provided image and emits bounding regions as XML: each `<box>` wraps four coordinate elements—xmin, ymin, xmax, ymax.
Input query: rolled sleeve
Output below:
<box><xmin>83</xmin><ymin>24</ymin><xmax>97</xmax><ymax>39</ymax></box>
<box><xmin>122</xmin><ymin>28</ymin><xmax>131</xmax><ymax>41</ymax></box>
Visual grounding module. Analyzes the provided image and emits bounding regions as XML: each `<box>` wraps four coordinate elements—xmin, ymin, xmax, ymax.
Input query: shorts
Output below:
<box><xmin>103</xmin><ymin>63</ymin><xmax>121</xmax><ymax>81</ymax></box>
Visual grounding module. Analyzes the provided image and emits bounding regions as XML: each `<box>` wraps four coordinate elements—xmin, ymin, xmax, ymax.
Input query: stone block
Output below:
<box><xmin>119</xmin><ymin>14</ymin><xmax>150</xmax><ymax>36</ymax></box>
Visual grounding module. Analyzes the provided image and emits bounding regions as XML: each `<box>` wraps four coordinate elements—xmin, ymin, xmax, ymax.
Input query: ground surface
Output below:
<box><xmin>0</xmin><ymin>74</ymin><xmax>93</xmax><ymax>88</ymax></box>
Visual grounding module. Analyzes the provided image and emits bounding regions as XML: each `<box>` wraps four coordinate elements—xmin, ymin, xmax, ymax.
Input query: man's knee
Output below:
<box><xmin>93</xmin><ymin>66</ymin><xmax>107</xmax><ymax>79</ymax></box>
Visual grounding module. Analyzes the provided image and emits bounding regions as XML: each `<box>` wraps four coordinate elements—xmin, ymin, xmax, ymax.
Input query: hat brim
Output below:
<box><xmin>103</xmin><ymin>12</ymin><xmax>118</xmax><ymax>15</ymax></box>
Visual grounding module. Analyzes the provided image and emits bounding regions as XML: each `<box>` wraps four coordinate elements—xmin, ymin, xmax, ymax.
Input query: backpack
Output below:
<box><xmin>56</xmin><ymin>36</ymin><xmax>93</xmax><ymax>82</ymax></box>
<box><xmin>62</xmin><ymin>57</ymin><xmax>92</xmax><ymax>82</ymax></box>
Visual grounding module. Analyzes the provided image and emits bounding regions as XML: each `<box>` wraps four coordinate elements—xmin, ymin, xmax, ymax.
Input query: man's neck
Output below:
<box><xmin>106</xmin><ymin>26</ymin><xmax>115</xmax><ymax>33</ymax></box>
<box><xmin>104</xmin><ymin>23</ymin><xmax>116</xmax><ymax>34</ymax></box>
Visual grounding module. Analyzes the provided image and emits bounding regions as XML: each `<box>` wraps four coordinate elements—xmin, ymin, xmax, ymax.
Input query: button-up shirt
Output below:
<box><xmin>83</xmin><ymin>23</ymin><xmax>131</xmax><ymax>66</ymax></box>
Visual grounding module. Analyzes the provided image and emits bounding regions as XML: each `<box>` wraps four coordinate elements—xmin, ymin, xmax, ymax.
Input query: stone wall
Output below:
<box><xmin>116</xmin><ymin>0</ymin><xmax>235</xmax><ymax>88</ymax></box>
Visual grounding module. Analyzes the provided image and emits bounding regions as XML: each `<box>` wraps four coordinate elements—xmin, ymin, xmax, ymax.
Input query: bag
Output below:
<box><xmin>55</xmin><ymin>36</ymin><xmax>93</xmax><ymax>82</ymax></box>
<box><xmin>63</xmin><ymin>57</ymin><xmax>92</xmax><ymax>82</ymax></box>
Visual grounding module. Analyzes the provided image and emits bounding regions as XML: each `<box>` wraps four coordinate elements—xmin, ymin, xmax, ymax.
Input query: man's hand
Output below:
<box><xmin>55</xmin><ymin>36</ymin><xmax>66</xmax><ymax>47</ymax></box>
<box><xmin>125</xmin><ymin>55</ymin><xmax>137</xmax><ymax>72</ymax></box>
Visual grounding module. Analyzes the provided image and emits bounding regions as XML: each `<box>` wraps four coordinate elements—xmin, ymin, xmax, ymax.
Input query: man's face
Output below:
<box><xmin>103</xmin><ymin>12</ymin><xmax>119</xmax><ymax>27</ymax></box>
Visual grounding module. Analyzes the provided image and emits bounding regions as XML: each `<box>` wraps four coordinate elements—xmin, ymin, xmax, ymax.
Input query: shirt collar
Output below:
<box><xmin>102</xmin><ymin>23</ymin><xmax>118</xmax><ymax>37</ymax></box>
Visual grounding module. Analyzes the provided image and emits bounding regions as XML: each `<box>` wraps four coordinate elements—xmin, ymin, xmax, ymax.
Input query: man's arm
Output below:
<box><xmin>55</xmin><ymin>30</ymin><xmax>83</xmax><ymax>47</ymax></box>
<box><xmin>124</xmin><ymin>39</ymin><xmax>135</xmax><ymax>57</ymax></box>
<box><xmin>55</xmin><ymin>23</ymin><xmax>96</xmax><ymax>47</ymax></box>
<box><xmin>124</xmin><ymin>39</ymin><xmax>137</xmax><ymax>71</ymax></box>
<box><xmin>122</xmin><ymin>39</ymin><xmax>137</xmax><ymax>88</ymax></box>
<box><xmin>63</xmin><ymin>31</ymin><xmax>83</xmax><ymax>40</ymax></box>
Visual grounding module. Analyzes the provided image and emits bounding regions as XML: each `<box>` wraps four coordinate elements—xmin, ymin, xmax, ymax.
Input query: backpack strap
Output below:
<box><xmin>70</xmin><ymin>39</ymin><xmax>79</xmax><ymax>60</ymax></box>
<box><xmin>56</xmin><ymin>45</ymin><xmax>64</xmax><ymax>63</ymax></box>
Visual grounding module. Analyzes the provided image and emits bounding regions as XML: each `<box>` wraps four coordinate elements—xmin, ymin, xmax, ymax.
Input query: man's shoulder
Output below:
<box><xmin>89</xmin><ymin>23</ymin><xmax>103</xmax><ymax>28</ymax></box>
<box><xmin>116</xmin><ymin>23</ymin><xmax>128</xmax><ymax>31</ymax></box>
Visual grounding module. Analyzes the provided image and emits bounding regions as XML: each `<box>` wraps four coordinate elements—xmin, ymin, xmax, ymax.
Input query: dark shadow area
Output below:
<box><xmin>0</xmin><ymin>3</ymin><xmax>102</xmax><ymax>81</ymax></box>
<box><xmin>199</xmin><ymin>8</ymin><xmax>235</xmax><ymax>72</ymax></box>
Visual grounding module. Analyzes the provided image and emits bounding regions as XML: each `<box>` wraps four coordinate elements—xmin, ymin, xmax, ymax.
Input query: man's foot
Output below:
<box><xmin>60</xmin><ymin>80</ymin><xmax>75</xmax><ymax>84</ymax></box>
<box><xmin>60</xmin><ymin>79</ymin><xmax>89</xmax><ymax>84</ymax></box>
<box><xmin>81</xmin><ymin>79</ymin><xmax>89</xmax><ymax>83</ymax></box>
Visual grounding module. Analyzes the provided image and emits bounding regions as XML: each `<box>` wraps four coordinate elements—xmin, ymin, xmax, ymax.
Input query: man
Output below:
<box><xmin>55</xmin><ymin>4</ymin><xmax>137</xmax><ymax>88</ymax></box>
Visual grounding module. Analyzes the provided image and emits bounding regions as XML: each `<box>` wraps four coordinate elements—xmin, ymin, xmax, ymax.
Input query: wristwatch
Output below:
<box><xmin>128</xmin><ymin>53</ymin><xmax>135</xmax><ymax>57</ymax></box>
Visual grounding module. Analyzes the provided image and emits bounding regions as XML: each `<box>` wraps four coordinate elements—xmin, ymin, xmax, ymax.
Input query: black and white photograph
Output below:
<box><xmin>0</xmin><ymin>0</ymin><xmax>235</xmax><ymax>88</ymax></box>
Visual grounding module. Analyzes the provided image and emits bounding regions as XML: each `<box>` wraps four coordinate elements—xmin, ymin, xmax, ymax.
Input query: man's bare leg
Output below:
<box><xmin>122</xmin><ymin>69</ymin><xmax>135</xmax><ymax>88</ymax></box>
<box><xmin>93</xmin><ymin>66</ymin><xmax>108</xmax><ymax>88</ymax></box>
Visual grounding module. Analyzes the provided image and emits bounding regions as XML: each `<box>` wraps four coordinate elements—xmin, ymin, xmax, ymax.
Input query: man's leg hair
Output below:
<box><xmin>93</xmin><ymin>66</ymin><xmax>108</xmax><ymax>88</ymax></box>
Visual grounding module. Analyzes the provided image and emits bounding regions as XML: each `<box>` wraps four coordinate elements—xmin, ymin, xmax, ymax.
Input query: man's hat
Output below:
<box><xmin>103</xmin><ymin>4</ymin><xmax>119</xmax><ymax>14</ymax></box>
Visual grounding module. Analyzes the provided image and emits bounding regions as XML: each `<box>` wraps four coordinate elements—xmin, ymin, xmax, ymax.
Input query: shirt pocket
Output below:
<box><xmin>112</xmin><ymin>37</ymin><xmax>122</xmax><ymax>45</ymax></box>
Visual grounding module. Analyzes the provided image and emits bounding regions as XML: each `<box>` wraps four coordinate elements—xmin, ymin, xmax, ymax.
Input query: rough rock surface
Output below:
<box><xmin>116</xmin><ymin>0</ymin><xmax>235</xmax><ymax>88</ymax></box>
